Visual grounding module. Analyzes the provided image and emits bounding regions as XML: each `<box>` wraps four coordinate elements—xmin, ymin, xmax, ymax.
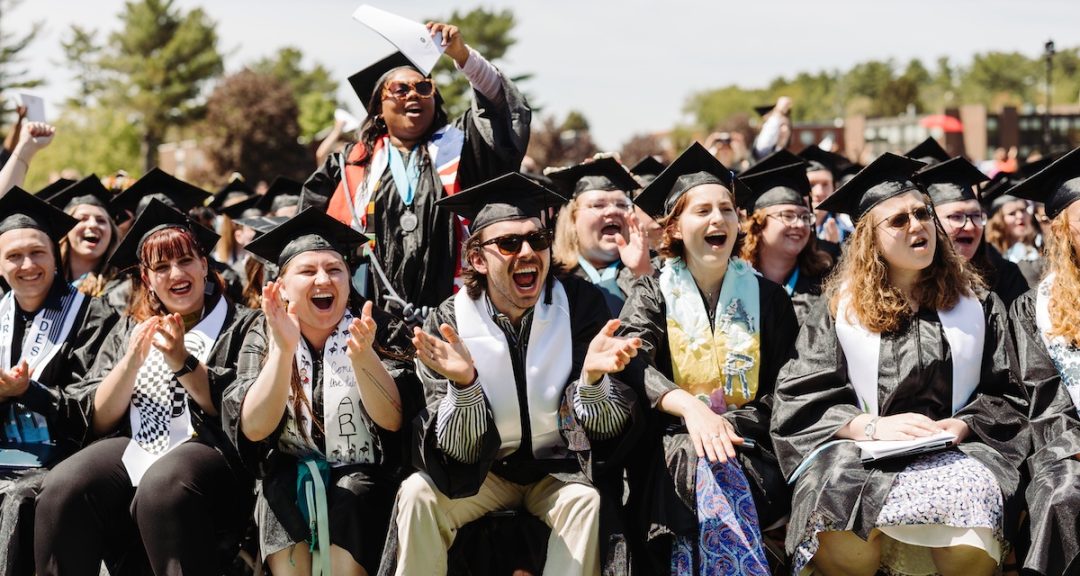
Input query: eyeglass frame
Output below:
<box><xmin>382</xmin><ymin>78</ymin><xmax>437</xmax><ymax>102</ymax></box>
<box><xmin>765</xmin><ymin>210</ymin><xmax>815</xmax><ymax>227</ymax></box>
<box><xmin>876</xmin><ymin>205</ymin><xmax>936</xmax><ymax>230</ymax></box>
<box><xmin>477</xmin><ymin>230</ymin><xmax>554</xmax><ymax>256</ymax></box>
<box><xmin>939</xmin><ymin>211</ymin><xmax>988</xmax><ymax>229</ymax></box>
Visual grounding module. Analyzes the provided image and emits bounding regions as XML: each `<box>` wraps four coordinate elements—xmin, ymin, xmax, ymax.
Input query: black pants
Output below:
<box><xmin>34</xmin><ymin>437</ymin><xmax>252</xmax><ymax>576</ymax></box>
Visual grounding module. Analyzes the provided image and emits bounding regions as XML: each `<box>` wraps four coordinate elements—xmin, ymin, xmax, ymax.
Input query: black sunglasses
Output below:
<box><xmin>479</xmin><ymin>231</ymin><xmax>552</xmax><ymax>256</ymax></box>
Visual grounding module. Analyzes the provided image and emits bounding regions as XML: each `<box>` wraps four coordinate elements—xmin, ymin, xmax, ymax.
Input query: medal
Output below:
<box><xmin>400</xmin><ymin>209</ymin><xmax>419</xmax><ymax>233</ymax></box>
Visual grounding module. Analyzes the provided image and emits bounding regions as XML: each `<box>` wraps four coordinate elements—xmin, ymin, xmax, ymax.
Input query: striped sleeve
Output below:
<box><xmin>573</xmin><ymin>374</ymin><xmax>631</xmax><ymax>440</ymax></box>
<box><xmin>435</xmin><ymin>377</ymin><xmax>489</xmax><ymax>464</ymax></box>
<box><xmin>456</xmin><ymin>46</ymin><xmax>504</xmax><ymax>106</ymax></box>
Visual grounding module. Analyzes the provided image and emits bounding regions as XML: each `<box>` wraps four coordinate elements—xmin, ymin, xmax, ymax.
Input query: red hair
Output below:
<box><xmin>130</xmin><ymin>227</ymin><xmax>223</xmax><ymax>321</ymax></box>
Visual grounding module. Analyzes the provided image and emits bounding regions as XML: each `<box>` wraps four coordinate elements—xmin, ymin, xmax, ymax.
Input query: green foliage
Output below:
<box><xmin>426</xmin><ymin>7</ymin><xmax>519</xmax><ymax>118</ymax></box>
<box><xmin>59</xmin><ymin>25</ymin><xmax>104</xmax><ymax>108</ymax></box>
<box><xmin>0</xmin><ymin>0</ymin><xmax>45</xmax><ymax>122</ymax></box>
<box><xmin>251</xmin><ymin>47</ymin><xmax>339</xmax><ymax>142</ymax></box>
<box><xmin>23</xmin><ymin>108</ymin><xmax>142</xmax><ymax>191</ymax></box>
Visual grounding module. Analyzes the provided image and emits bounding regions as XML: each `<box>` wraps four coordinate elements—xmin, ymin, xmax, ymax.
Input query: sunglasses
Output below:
<box><xmin>479</xmin><ymin>231</ymin><xmax>553</xmax><ymax>256</ymax></box>
<box><xmin>383</xmin><ymin>79</ymin><xmax>436</xmax><ymax>101</ymax></box>
<box><xmin>877</xmin><ymin>206</ymin><xmax>935</xmax><ymax>230</ymax></box>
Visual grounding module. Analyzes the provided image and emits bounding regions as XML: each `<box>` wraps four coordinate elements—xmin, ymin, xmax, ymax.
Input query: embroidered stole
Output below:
<box><xmin>0</xmin><ymin>286</ymin><xmax>86</xmax><ymax>446</ymax></box>
<box><xmin>454</xmin><ymin>280</ymin><xmax>573</xmax><ymax>459</ymax></box>
<box><xmin>660</xmin><ymin>258</ymin><xmax>761</xmax><ymax>412</ymax></box>
<box><xmin>121</xmin><ymin>297</ymin><xmax>227</xmax><ymax>486</ymax></box>
<box><xmin>1034</xmin><ymin>273</ymin><xmax>1080</xmax><ymax>416</ymax></box>
<box><xmin>279</xmin><ymin>311</ymin><xmax>380</xmax><ymax>468</ymax></box>
<box><xmin>835</xmin><ymin>288</ymin><xmax>984</xmax><ymax>415</ymax></box>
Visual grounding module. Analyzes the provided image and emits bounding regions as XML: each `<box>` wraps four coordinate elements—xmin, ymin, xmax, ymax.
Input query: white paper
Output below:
<box><xmin>352</xmin><ymin>4</ymin><xmax>445</xmax><ymax>76</ymax></box>
<box><xmin>334</xmin><ymin>108</ymin><xmax>362</xmax><ymax>133</ymax></box>
<box><xmin>856</xmin><ymin>431</ymin><xmax>957</xmax><ymax>462</ymax></box>
<box><xmin>17</xmin><ymin>93</ymin><xmax>45</xmax><ymax>122</ymax></box>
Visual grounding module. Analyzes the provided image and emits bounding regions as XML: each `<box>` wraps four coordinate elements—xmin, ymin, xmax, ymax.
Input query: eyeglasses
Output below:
<box><xmin>479</xmin><ymin>231</ymin><xmax>553</xmax><ymax>256</ymax></box>
<box><xmin>581</xmin><ymin>201</ymin><xmax>633</xmax><ymax>213</ymax></box>
<box><xmin>877</xmin><ymin>206</ymin><xmax>935</xmax><ymax>230</ymax></box>
<box><xmin>767</xmin><ymin>211</ymin><xmax>814</xmax><ymax>227</ymax></box>
<box><xmin>941</xmin><ymin>211</ymin><xmax>987</xmax><ymax>228</ymax></box>
<box><xmin>383</xmin><ymin>79</ymin><xmax>436</xmax><ymax>101</ymax></box>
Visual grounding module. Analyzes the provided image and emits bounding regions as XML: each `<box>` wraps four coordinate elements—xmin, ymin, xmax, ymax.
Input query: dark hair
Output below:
<box><xmin>357</xmin><ymin>67</ymin><xmax>449</xmax><ymax>162</ymax></box>
<box><xmin>130</xmin><ymin>227</ymin><xmax>224</xmax><ymax>321</ymax></box>
<box><xmin>461</xmin><ymin>230</ymin><xmax>488</xmax><ymax>300</ymax></box>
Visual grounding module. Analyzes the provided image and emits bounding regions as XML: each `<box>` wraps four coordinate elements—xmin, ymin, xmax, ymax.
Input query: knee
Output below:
<box><xmin>556</xmin><ymin>484</ymin><xmax>602</xmax><ymax>524</ymax></box>
<box><xmin>132</xmin><ymin>469</ymin><xmax>195</xmax><ymax>521</ymax></box>
<box><xmin>395</xmin><ymin>473</ymin><xmax>440</xmax><ymax>517</ymax></box>
<box><xmin>37</xmin><ymin>458</ymin><xmax>94</xmax><ymax>512</ymax></box>
<box><xmin>814</xmin><ymin>531</ymin><xmax>880</xmax><ymax>576</ymax></box>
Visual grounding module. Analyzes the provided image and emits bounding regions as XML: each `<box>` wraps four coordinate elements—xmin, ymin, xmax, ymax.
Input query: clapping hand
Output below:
<box><xmin>262</xmin><ymin>281</ymin><xmax>300</xmax><ymax>353</ymax></box>
<box><xmin>152</xmin><ymin>313</ymin><xmax>190</xmax><ymax>372</ymax></box>
<box><xmin>0</xmin><ymin>361</ymin><xmax>30</xmax><ymax>399</ymax></box>
<box><xmin>581</xmin><ymin>319</ymin><xmax>642</xmax><ymax>385</ymax></box>
<box><xmin>346</xmin><ymin>301</ymin><xmax>379</xmax><ymax>365</ymax></box>
<box><xmin>412</xmin><ymin>323</ymin><xmax>475</xmax><ymax>387</ymax></box>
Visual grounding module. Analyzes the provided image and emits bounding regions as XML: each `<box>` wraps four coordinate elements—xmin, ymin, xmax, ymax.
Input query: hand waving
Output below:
<box><xmin>426</xmin><ymin>22</ymin><xmax>469</xmax><ymax>66</ymax></box>
<box><xmin>412</xmin><ymin>323</ymin><xmax>475</xmax><ymax>387</ymax></box>
<box><xmin>582</xmin><ymin>319</ymin><xmax>642</xmax><ymax>385</ymax></box>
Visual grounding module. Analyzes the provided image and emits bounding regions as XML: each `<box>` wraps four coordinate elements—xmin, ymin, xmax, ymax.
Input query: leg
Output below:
<box><xmin>523</xmin><ymin>477</ymin><xmax>602</xmax><ymax>576</ymax></box>
<box><xmin>393</xmin><ymin>472</ymin><xmax>523</xmax><ymax>576</ymax></box>
<box><xmin>0</xmin><ymin>469</ymin><xmax>46</xmax><ymax>576</ymax></box>
<box><xmin>931</xmin><ymin>544</ymin><xmax>997</xmax><ymax>576</ymax></box>
<box><xmin>330</xmin><ymin>545</ymin><xmax>366</xmax><ymax>576</ymax></box>
<box><xmin>267</xmin><ymin>544</ymin><xmax>312</xmax><ymax>576</ymax></box>
<box><xmin>812</xmin><ymin>530</ymin><xmax>881</xmax><ymax>576</ymax></box>
<box><xmin>326</xmin><ymin>470</ymin><xmax>393</xmax><ymax>575</ymax></box>
<box><xmin>131</xmin><ymin>440</ymin><xmax>252</xmax><ymax>576</ymax></box>
<box><xmin>34</xmin><ymin>438</ymin><xmax>137</xmax><ymax>576</ymax></box>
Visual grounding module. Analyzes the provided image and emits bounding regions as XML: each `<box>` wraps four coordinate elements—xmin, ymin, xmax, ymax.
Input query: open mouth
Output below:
<box><xmin>169</xmin><ymin>281</ymin><xmax>193</xmax><ymax>296</ymax></box>
<box><xmin>512</xmin><ymin>265</ymin><xmax>539</xmax><ymax>290</ymax></box>
<box><xmin>704</xmin><ymin>233</ymin><xmax>728</xmax><ymax>248</ymax></box>
<box><xmin>404</xmin><ymin>103</ymin><xmax>424</xmax><ymax>118</ymax></box>
<box><xmin>82</xmin><ymin>232</ymin><xmax>101</xmax><ymax>247</ymax></box>
<box><xmin>954</xmin><ymin>236</ymin><xmax>975</xmax><ymax>246</ymax></box>
<box><xmin>311</xmin><ymin>293</ymin><xmax>334</xmax><ymax>311</ymax></box>
<box><xmin>17</xmin><ymin>272</ymin><xmax>43</xmax><ymax>283</ymax></box>
<box><xmin>600</xmin><ymin>223</ymin><xmax>622</xmax><ymax>237</ymax></box>
<box><xmin>911</xmin><ymin>238</ymin><xmax>929</xmax><ymax>249</ymax></box>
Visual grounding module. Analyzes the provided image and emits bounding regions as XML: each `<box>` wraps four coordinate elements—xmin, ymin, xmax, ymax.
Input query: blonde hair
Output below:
<box><xmin>985</xmin><ymin>201</ymin><xmax>1037</xmax><ymax>254</ymax></box>
<box><xmin>551</xmin><ymin>202</ymin><xmax>581</xmax><ymax>271</ymax></box>
<box><xmin>1047</xmin><ymin>213</ymin><xmax>1080</xmax><ymax>346</ymax></box>
<box><xmin>825</xmin><ymin>208</ymin><xmax>983</xmax><ymax>333</ymax></box>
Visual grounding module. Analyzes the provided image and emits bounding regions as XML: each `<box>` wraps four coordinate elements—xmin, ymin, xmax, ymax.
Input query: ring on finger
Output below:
<box><xmin>709</xmin><ymin>433</ymin><xmax>721</xmax><ymax>439</ymax></box>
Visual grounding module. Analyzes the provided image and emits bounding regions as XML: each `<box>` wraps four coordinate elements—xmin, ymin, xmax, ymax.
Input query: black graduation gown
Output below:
<box><xmin>1010</xmin><ymin>290</ymin><xmax>1080</xmax><ymax>575</ymax></box>
<box><xmin>301</xmin><ymin>76</ymin><xmax>532</xmax><ymax>314</ymax></box>
<box><xmin>0</xmin><ymin>286</ymin><xmax>116</xmax><ymax>576</ymax></box>
<box><xmin>377</xmin><ymin>274</ymin><xmax>644</xmax><ymax>576</ymax></box>
<box><xmin>220</xmin><ymin>305</ymin><xmax>419</xmax><ymax>570</ymax></box>
<box><xmin>787</xmin><ymin>266</ymin><xmax>828</xmax><ymax>327</ymax></box>
<box><xmin>771</xmin><ymin>293</ymin><xmax>1029</xmax><ymax>554</ymax></box>
<box><xmin>975</xmin><ymin>243</ymin><xmax>1031</xmax><ymax>308</ymax></box>
<box><xmin>569</xmin><ymin>262</ymin><xmax>638</xmax><ymax>317</ymax></box>
<box><xmin>614</xmin><ymin>273</ymin><xmax>798</xmax><ymax>572</ymax></box>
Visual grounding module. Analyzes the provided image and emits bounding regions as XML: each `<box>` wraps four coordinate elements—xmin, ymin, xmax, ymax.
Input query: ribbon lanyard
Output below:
<box><xmin>784</xmin><ymin>267</ymin><xmax>800</xmax><ymax>297</ymax></box>
<box><xmin>387</xmin><ymin>144</ymin><xmax>420</xmax><ymax>207</ymax></box>
<box><xmin>578</xmin><ymin>257</ymin><xmax>620</xmax><ymax>284</ymax></box>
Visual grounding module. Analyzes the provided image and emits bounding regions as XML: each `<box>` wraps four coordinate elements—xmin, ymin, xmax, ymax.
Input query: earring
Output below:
<box><xmin>374</xmin><ymin>115</ymin><xmax>386</xmax><ymax>130</ymax></box>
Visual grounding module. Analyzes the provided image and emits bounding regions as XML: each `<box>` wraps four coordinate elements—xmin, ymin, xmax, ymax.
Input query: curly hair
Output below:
<box><xmin>656</xmin><ymin>187</ymin><xmax>744</xmax><ymax>261</ymax></box>
<box><xmin>1046</xmin><ymin>213</ymin><xmax>1080</xmax><ymax>346</ymax></box>
<box><xmin>825</xmin><ymin>204</ymin><xmax>984</xmax><ymax>333</ymax></box>
<box><xmin>739</xmin><ymin>209</ymin><xmax>833</xmax><ymax>277</ymax></box>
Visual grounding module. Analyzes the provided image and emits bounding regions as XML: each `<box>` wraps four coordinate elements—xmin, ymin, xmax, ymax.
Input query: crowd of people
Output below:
<box><xmin>2</xmin><ymin>21</ymin><xmax>1080</xmax><ymax>576</ymax></box>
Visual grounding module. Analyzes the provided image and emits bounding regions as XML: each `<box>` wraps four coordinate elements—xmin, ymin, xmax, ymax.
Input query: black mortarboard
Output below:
<box><xmin>980</xmin><ymin>156</ymin><xmax>1056</xmax><ymax>215</ymax></box>
<box><xmin>111</xmin><ymin>167</ymin><xmax>211</xmax><ymax>217</ymax></box>
<box><xmin>904</xmin><ymin>137</ymin><xmax>950</xmax><ymax>166</ymax></box>
<box><xmin>35</xmin><ymin>178</ymin><xmax>76</xmax><ymax>200</ymax></box>
<box><xmin>0</xmin><ymin>187</ymin><xmax>78</xmax><ymax>242</ymax></box>
<box><xmin>107</xmin><ymin>198</ymin><xmax>219</xmax><ymax>272</ymax></box>
<box><xmin>629</xmin><ymin>156</ymin><xmax>666</xmax><ymax>179</ymax></box>
<box><xmin>256</xmin><ymin>177</ymin><xmax>303</xmax><ymax>214</ymax></box>
<box><xmin>798</xmin><ymin>145</ymin><xmax>849</xmax><ymax>178</ymax></box>
<box><xmin>546</xmin><ymin>157</ymin><xmax>639</xmax><ymax>198</ymax></box>
<box><xmin>746</xmin><ymin>149</ymin><xmax>806</xmax><ymax>175</ymax></box>
<box><xmin>44</xmin><ymin>175</ymin><xmax>114</xmax><ymax>214</ymax></box>
<box><xmin>209</xmin><ymin>174</ymin><xmax>256</xmax><ymax>212</ymax></box>
<box><xmin>816</xmin><ymin>152</ymin><xmax>926</xmax><ymax>222</ymax></box>
<box><xmin>1004</xmin><ymin>146</ymin><xmax>1080</xmax><ymax>221</ymax></box>
<box><xmin>634</xmin><ymin>142</ymin><xmax>751</xmax><ymax>219</ymax></box>
<box><xmin>913</xmin><ymin>157</ymin><xmax>989</xmax><ymax>206</ymax></box>
<box><xmin>348</xmin><ymin>52</ymin><xmax>416</xmax><ymax>113</ymax></box>
<box><xmin>436</xmin><ymin>172</ymin><xmax>567</xmax><ymax>233</ymax></box>
<box><xmin>754</xmin><ymin>104</ymin><xmax>775</xmax><ymax>117</ymax></box>
<box><xmin>738</xmin><ymin>163</ymin><xmax>812</xmax><ymax>212</ymax></box>
<box><xmin>244</xmin><ymin>208</ymin><xmax>368</xmax><ymax>269</ymax></box>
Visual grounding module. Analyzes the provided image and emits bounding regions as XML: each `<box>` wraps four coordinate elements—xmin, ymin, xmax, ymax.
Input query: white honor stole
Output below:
<box><xmin>0</xmin><ymin>287</ymin><xmax>86</xmax><ymax>443</ymax></box>
<box><xmin>122</xmin><ymin>297</ymin><xmax>228</xmax><ymax>486</ymax></box>
<box><xmin>835</xmin><ymin>289</ymin><xmax>985</xmax><ymax>416</ymax></box>
<box><xmin>281</xmin><ymin>311</ymin><xmax>379</xmax><ymax>468</ymax></box>
<box><xmin>454</xmin><ymin>280</ymin><xmax>573</xmax><ymax>459</ymax></box>
<box><xmin>1034</xmin><ymin>273</ymin><xmax>1080</xmax><ymax>416</ymax></box>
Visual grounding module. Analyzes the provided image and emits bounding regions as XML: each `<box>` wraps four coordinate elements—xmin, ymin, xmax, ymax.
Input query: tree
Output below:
<box><xmin>619</xmin><ymin>133</ymin><xmax>669</xmax><ymax>168</ymax></box>
<box><xmin>98</xmin><ymin>0</ymin><xmax>224</xmax><ymax>171</ymax></box>
<box><xmin>526</xmin><ymin>112</ymin><xmax>598</xmax><ymax>170</ymax></box>
<box><xmin>197</xmin><ymin>69</ymin><xmax>309</xmax><ymax>185</ymax></box>
<box><xmin>59</xmin><ymin>25</ymin><xmax>105</xmax><ymax>108</ymax></box>
<box><xmin>960</xmin><ymin>51</ymin><xmax>1039</xmax><ymax>108</ymax></box>
<box><xmin>426</xmin><ymin>7</ymin><xmax>522</xmax><ymax>118</ymax></box>
<box><xmin>251</xmin><ymin>47</ymin><xmax>340</xmax><ymax>142</ymax></box>
<box><xmin>0</xmin><ymin>0</ymin><xmax>45</xmax><ymax>122</ymax></box>
<box><xmin>23</xmin><ymin>108</ymin><xmax>142</xmax><ymax>192</ymax></box>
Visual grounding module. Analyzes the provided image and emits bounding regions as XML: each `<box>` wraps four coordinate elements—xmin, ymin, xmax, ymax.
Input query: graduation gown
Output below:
<box><xmin>220</xmin><ymin>305</ymin><xmax>420</xmax><ymax>569</ymax></box>
<box><xmin>377</xmin><ymin>274</ymin><xmax>644</xmax><ymax>576</ymax></box>
<box><xmin>301</xmin><ymin>76</ymin><xmax>532</xmax><ymax>313</ymax></box>
<box><xmin>615</xmin><ymin>274</ymin><xmax>798</xmax><ymax>572</ymax></box>
<box><xmin>787</xmin><ymin>266</ymin><xmax>828</xmax><ymax>327</ymax></box>
<box><xmin>569</xmin><ymin>262</ymin><xmax>638</xmax><ymax>317</ymax></box>
<box><xmin>976</xmin><ymin>243</ymin><xmax>1031</xmax><ymax>308</ymax></box>
<box><xmin>1010</xmin><ymin>290</ymin><xmax>1080</xmax><ymax>575</ymax></box>
<box><xmin>771</xmin><ymin>293</ymin><xmax>1029</xmax><ymax>554</ymax></box>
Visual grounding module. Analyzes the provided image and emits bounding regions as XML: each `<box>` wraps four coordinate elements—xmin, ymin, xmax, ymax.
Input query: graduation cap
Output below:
<box><xmin>43</xmin><ymin>175</ymin><xmax>114</xmax><ymax>213</ymax></box>
<box><xmin>108</xmin><ymin>198</ymin><xmax>219</xmax><ymax>272</ymax></box>
<box><xmin>1004</xmin><ymin>147</ymin><xmax>1080</xmax><ymax>221</ymax></box>
<box><xmin>111</xmin><ymin>167</ymin><xmax>212</xmax><ymax>218</ymax></box>
<box><xmin>904</xmin><ymin>137</ymin><xmax>950</xmax><ymax>166</ymax></box>
<box><xmin>913</xmin><ymin>157</ymin><xmax>989</xmax><ymax>206</ymax></box>
<box><xmin>754</xmin><ymin>104</ymin><xmax>775</xmax><ymax>117</ymax></box>
<box><xmin>256</xmin><ymin>177</ymin><xmax>303</xmax><ymax>214</ymax></box>
<box><xmin>348</xmin><ymin>52</ymin><xmax>416</xmax><ymax>113</ymax></box>
<box><xmin>816</xmin><ymin>152</ymin><xmax>926</xmax><ymax>222</ymax></box>
<box><xmin>798</xmin><ymin>145</ymin><xmax>850</xmax><ymax>178</ymax></box>
<box><xmin>980</xmin><ymin>156</ymin><xmax>1057</xmax><ymax>215</ymax></box>
<box><xmin>436</xmin><ymin>172</ymin><xmax>567</xmax><ymax>233</ymax></box>
<box><xmin>209</xmin><ymin>174</ymin><xmax>256</xmax><ymax>212</ymax></box>
<box><xmin>546</xmin><ymin>157</ymin><xmax>639</xmax><ymax>198</ymax></box>
<box><xmin>244</xmin><ymin>208</ymin><xmax>368</xmax><ymax>269</ymax></box>
<box><xmin>738</xmin><ymin>163</ymin><xmax>812</xmax><ymax>212</ymax></box>
<box><xmin>34</xmin><ymin>178</ymin><xmax>77</xmax><ymax>200</ymax></box>
<box><xmin>634</xmin><ymin>142</ymin><xmax>751</xmax><ymax>219</ymax></box>
<box><xmin>0</xmin><ymin>186</ymin><xmax>78</xmax><ymax>243</ymax></box>
<box><xmin>629</xmin><ymin>156</ymin><xmax>666</xmax><ymax>179</ymax></box>
<box><xmin>745</xmin><ymin>149</ymin><xmax>806</xmax><ymax>175</ymax></box>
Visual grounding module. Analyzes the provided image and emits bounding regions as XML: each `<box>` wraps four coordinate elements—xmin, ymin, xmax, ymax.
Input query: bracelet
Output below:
<box><xmin>173</xmin><ymin>353</ymin><xmax>199</xmax><ymax>378</ymax></box>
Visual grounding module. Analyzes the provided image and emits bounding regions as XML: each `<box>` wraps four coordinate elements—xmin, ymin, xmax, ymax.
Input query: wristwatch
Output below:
<box><xmin>173</xmin><ymin>354</ymin><xmax>199</xmax><ymax>378</ymax></box>
<box><xmin>863</xmin><ymin>416</ymin><xmax>880</xmax><ymax>440</ymax></box>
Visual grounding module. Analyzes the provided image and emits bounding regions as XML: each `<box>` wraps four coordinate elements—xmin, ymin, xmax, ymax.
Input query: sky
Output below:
<box><xmin>8</xmin><ymin>0</ymin><xmax>1080</xmax><ymax>149</ymax></box>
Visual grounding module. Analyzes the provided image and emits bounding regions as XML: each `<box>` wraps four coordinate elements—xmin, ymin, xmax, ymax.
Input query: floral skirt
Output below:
<box><xmin>793</xmin><ymin>449</ymin><xmax>1004</xmax><ymax>576</ymax></box>
<box><xmin>672</xmin><ymin>457</ymin><xmax>769</xmax><ymax>576</ymax></box>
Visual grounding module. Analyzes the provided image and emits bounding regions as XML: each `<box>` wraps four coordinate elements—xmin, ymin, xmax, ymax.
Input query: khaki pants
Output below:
<box><xmin>394</xmin><ymin>471</ymin><xmax>602</xmax><ymax>576</ymax></box>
